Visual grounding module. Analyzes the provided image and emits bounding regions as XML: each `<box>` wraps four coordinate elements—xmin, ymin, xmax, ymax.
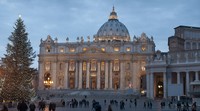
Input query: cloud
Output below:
<box><xmin>0</xmin><ymin>0</ymin><xmax>200</xmax><ymax>68</ymax></box>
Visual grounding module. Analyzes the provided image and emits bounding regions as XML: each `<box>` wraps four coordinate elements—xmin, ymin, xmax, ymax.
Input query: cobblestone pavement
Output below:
<box><xmin>6</xmin><ymin>97</ymin><xmax>199</xmax><ymax>111</ymax></box>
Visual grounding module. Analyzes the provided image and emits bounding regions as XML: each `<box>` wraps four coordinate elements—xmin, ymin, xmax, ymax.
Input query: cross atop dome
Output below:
<box><xmin>109</xmin><ymin>6</ymin><xmax>118</xmax><ymax>20</ymax></box>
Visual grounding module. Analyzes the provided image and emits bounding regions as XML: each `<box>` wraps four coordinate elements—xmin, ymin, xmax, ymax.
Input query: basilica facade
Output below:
<box><xmin>38</xmin><ymin>7</ymin><xmax>200</xmax><ymax>99</ymax></box>
<box><xmin>38</xmin><ymin>7</ymin><xmax>155</xmax><ymax>92</ymax></box>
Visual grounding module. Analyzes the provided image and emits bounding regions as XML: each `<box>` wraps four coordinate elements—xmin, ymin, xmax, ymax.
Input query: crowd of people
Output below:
<box><xmin>0</xmin><ymin>97</ymin><xmax>199</xmax><ymax>111</ymax></box>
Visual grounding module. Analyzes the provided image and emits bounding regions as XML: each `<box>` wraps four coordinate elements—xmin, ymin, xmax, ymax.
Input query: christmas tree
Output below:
<box><xmin>1</xmin><ymin>16</ymin><xmax>36</xmax><ymax>101</ymax></box>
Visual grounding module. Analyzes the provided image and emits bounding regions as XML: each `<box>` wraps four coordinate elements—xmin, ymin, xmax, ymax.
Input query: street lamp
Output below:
<box><xmin>43</xmin><ymin>77</ymin><xmax>53</xmax><ymax>89</ymax></box>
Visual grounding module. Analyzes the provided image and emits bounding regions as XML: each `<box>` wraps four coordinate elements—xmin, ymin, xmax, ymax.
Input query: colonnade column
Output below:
<box><xmin>177</xmin><ymin>72</ymin><xmax>180</xmax><ymax>100</ymax></box>
<box><xmin>97</xmin><ymin>62</ymin><xmax>100</xmax><ymax>89</ymax></box>
<box><xmin>105</xmin><ymin>61</ymin><xmax>109</xmax><ymax>89</ymax></box>
<box><xmin>75</xmin><ymin>61</ymin><xmax>78</xmax><ymax>89</ymax></box>
<box><xmin>146</xmin><ymin>71</ymin><xmax>150</xmax><ymax>98</ymax></box>
<box><xmin>38</xmin><ymin>62</ymin><xmax>44</xmax><ymax>90</ymax></box>
<box><xmin>86</xmin><ymin>61</ymin><xmax>90</xmax><ymax>89</ymax></box>
<box><xmin>52</xmin><ymin>62</ymin><xmax>57</xmax><ymax>89</ymax></box>
<box><xmin>163</xmin><ymin>72</ymin><xmax>167</xmax><ymax>98</ymax></box>
<box><xmin>109</xmin><ymin>61</ymin><xmax>113</xmax><ymax>89</ymax></box>
<box><xmin>150</xmin><ymin>72</ymin><xmax>154</xmax><ymax>98</ymax></box>
<box><xmin>78</xmin><ymin>61</ymin><xmax>82</xmax><ymax>89</ymax></box>
<box><xmin>186</xmin><ymin>71</ymin><xmax>190</xmax><ymax>96</ymax></box>
<box><xmin>195</xmin><ymin>71</ymin><xmax>199</xmax><ymax>81</ymax></box>
<box><xmin>177</xmin><ymin>72</ymin><xmax>180</xmax><ymax>84</ymax></box>
<box><xmin>120</xmin><ymin>61</ymin><xmax>124</xmax><ymax>90</ymax></box>
<box><xmin>64</xmin><ymin>62</ymin><xmax>69</xmax><ymax>89</ymax></box>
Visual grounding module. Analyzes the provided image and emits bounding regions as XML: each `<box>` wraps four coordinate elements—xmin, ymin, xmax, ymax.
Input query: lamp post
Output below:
<box><xmin>44</xmin><ymin>77</ymin><xmax>53</xmax><ymax>89</ymax></box>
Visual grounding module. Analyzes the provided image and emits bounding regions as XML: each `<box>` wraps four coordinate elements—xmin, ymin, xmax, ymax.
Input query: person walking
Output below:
<box><xmin>29</xmin><ymin>102</ymin><xmax>36</xmax><ymax>111</ymax></box>
<box><xmin>49</xmin><ymin>102</ymin><xmax>56</xmax><ymax>111</ymax></box>
<box><xmin>107</xmin><ymin>104</ymin><xmax>112</xmax><ymax>111</ymax></box>
<box><xmin>192</xmin><ymin>102</ymin><xmax>197</xmax><ymax>111</ymax></box>
<box><xmin>17</xmin><ymin>100</ymin><xmax>28</xmax><ymax>111</ymax></box>
<box><xmin>1</xmin><ymin>104</ymin><xmax>8</xmax><ymax>111</ymax></box>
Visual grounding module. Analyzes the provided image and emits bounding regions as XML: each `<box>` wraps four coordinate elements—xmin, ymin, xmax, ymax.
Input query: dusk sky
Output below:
<box><xmin>0</xmin><ymin>0</ymin><xmax>200</xmax><ymax>68</ymax></box>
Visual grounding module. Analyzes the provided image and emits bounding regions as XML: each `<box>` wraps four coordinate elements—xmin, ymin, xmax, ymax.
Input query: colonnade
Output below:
<box><xmin>146</xmin><ymin>70</ymin><xmax>200</xmax><ymax>99</ymax></box>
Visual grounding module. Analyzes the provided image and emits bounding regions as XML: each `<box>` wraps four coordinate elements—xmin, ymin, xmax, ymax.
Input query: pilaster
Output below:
<box><xmin>64</xmin><ymin>62</ymin><xmax>69</xmax><ymax>89</ymax></box>
<box><xmin>86</xmin><ymin>62</ymin><xmax>90</xmax><ymax>89</ymax></box>
<box><xmin>97</xmin><ymin>62</ymin><xmax>101</xmax><ymax>89</ymax></box>
<box><xmin>105</xmin><ymin>61</ymin><xmax>109</xmax><ymax>89</ymax></box>
<box><xmin>109</xmin><ymin>61</ymin><xmax>113</xmax><ymax>89</ymax></box>
<box><xmin>78</xmin><ymin>61</ymin><xmax>82</xmax><ymax>89</ymax></box>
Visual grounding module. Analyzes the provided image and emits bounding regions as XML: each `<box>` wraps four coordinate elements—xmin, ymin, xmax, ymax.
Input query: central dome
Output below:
<box><xmin>95</xmin><ymin>7</ymin><xmax>130</xmax><ymax>42</ymax></box>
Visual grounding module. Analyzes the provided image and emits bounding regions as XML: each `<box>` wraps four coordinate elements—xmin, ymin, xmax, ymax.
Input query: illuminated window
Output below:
<box><xmin>45</xmin><ymin>62</ymin><xmax>50</xmax><ymax>71</ymax></box>
<box><xmin>141</xmin><ymin>66</ymin><xmax>145</xmax><ymax>71</ymax></box>
<box><xmin>126</xmin><ymin>47</ymin><xmax>131</xmax><ymax>52</ymax></box>
<box><xmin>69</xmin><ymin>48</ymin><xmax>75</xmax><ymax>52</ymax></box>
<box><xmin>60</xmin><ymin>48</ymin><xmax>64</xmax><ymax>53</ymax></box>
<box><xmin>101</xmin><ymin>62</ymin><xmax>105</xmax><ymax>71</ymax></box>
<box><xmin>114</xmin><ymin>47</ymin><xmax>120</xmax><ymax>52</ymax></box>
<box><xmin>83</xmin><ymin>47</ymin><xmax>87</xmax><ymax>52</ymax></box>
<box><xmin>91</xmin><ymin>60</ymin><xmax>96</xmax><ymax>71</ymax></box>
<box><xmin>83</xmin><ymin>62</ymin><xmax>87</xmax><ymax>71</ymax></box>
<box><xmin>101</xmin><ymin>48</ymin><xmax>105</xmax><ymax>52</ymax></box>
<box><xmin>69</xmin><ymin>61</ymin><xmax>75</xmax><ymax>71</ymax></box>
<box><xmin>113</xmin><ymin>60</ymin><xmax>119</xmax><ymax>71</ymax></box>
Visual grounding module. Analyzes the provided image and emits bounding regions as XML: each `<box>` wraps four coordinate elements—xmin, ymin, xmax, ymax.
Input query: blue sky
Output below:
<box><xmin>0</xmin><ymin>0</ymin><xmax>200</xmax><ymax>68</ymax></box>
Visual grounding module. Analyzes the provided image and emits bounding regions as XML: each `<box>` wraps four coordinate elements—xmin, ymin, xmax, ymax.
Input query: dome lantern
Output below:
<box><xmin>109</xmin><ymin>6</ymin><xmax>118</xmax><ymax>20</ymax></box>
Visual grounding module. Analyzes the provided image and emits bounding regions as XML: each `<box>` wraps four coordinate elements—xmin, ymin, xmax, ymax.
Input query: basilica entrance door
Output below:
<box><xmin>155</xmin><ymin>75</ymin><xmax>163</xmax><ymax>98</ymax></box>
<box><xmin>113</xmin><ymin>77</ymin><xmax>119</xmax><ymax>90</ymax></box>
<box><xmin>90</xmin><ymin>76</ymin><xmax>97</xmax><ymax>89</ymax></box>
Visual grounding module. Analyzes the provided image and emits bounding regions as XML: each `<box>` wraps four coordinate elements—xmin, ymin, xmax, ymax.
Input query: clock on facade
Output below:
<box><xmin>141</xmin><ymin>45</ymin><xmax>147</xmax><ymax>51</ymax></box>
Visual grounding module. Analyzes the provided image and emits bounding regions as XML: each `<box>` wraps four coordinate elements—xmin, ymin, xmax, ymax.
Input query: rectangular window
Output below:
<box><xmin>126</xmin><ymin>47</ymin><xmax>131</xmax><ymax>52</ymax></box>
<box><xmin>69</xmin><ymin>61</ymin><xmax>75</xmax><ymax>71</ymax></box>
<box><xmin>60</xmin><ymin>48</ymin><xmax>64</xmax><ymax>53</ymax></box>
<box><xmin>114</xmin><ymin>47</ymin><xmax>120</xmax><ymax>52</ymax></box>
<box><xmin>113</xmin><ymin>60</ymin><xmax>119</xmax><ymax>71</ymax></box>
<box><xmin>101</xmin><ymin>62</ymin><xmax>105</xmax><ymax>71</ymax></box>
<box><xmin>83</xmin><ymin>62</ymin><xmax>87</xmax><ymax>71</ymax></box>
<box><xmin>45</xmin><ymin>62</ymin><xmax>50</xmax><ymax>71</ymax></box>
<box><xmin>101</xmin><ymin>48</ymin><xmax>105</xmax><ymax>52</ymax></box>
<box><xmin>83</xmin><ymin>47</ymin><xmax>87</xmax><ymax>52</ymax></box>
<box><xmin>91</xmin><ymin>60</ymin><xmax>96</xmax><ymax>71</ymax></box>
<box><xmin>69</xmin><ymin>48</ymin><xmax>75</xmax><ymax>52</ymax></box>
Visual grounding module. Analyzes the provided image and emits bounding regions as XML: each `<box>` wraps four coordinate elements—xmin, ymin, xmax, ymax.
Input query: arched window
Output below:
<box><xmin>192</xmin><ymin>42</ymin><xmax>197</xmax><ymax>49</ymax></box>
<box><xmin>186</xmin><ymin>42</ymin><xmax>191</xmax><ymax>50</ymax></box>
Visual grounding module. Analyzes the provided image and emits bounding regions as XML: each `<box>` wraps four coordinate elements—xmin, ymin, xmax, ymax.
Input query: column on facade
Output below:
<box><xmin>146</xmin><ymin>71</ymin><xmax>150</xmax><ymax>98</ymax></box>
<box><xmin>78</xmin><ymin>61</ymin><xmax>82</xmax><ymax>89</ymax></box>
<box><xmin>186</xmin><ymin>71</ymin><xmax>190</xmax><ymax>96</ymax></box>
<box><xmin>163</xmin><ymin>72</ymin><xmax>167</xmax><ymax>98</ymax></box>
<box><xmin>86</xmin><ymin>61</ymin><xmax>90</xmax><ymax>89</ymax></box>
<box><xmin>109</xmin><ymin>61</ymin><xmax>113</xmax><ymax>89</ymax></box>
<box><xmin>105</xmin><ymin>61</ymin><xmax>109</xmax><ymax>89</ymax></box>
<box><xmin>64</xmin><ymin>62</ymin><xmax>69</xmax><ymax>89</ymax></box>
<box><xmin>97</xmin><ymin>61</ymin><xmax>101</xmax><ymax>89</ymax></box>
<box><xmin>120</xmin><ymin>61</ymin><xmax>125</xmax><ymax>89</ymax></box>
<box><xmin>150</xmin><ymin>72</ymin><xmax>154</xmax><ymax>98</ymax></box>
<box><xmin>195</xmin><ymin>71</ymin><xmax>199</xmax><ymax>81</ymax></box>
<box><xmin>177</xmin><ymin>72</ymin><xmax>180</xmax><ymax>84</ymax></box>
<box><xmin>52</xmin><ymin>62</ymin><xmax>57</xmax><ymax>89</ymax></box>
<box><xmin>38</xmin><ymin>62</ymin><xmax>44</xmax><ymax>90</ymax></box>
<box><xmin>75</xmin><ymin>61</ymin><xmax>79</xmax><ymax>89</ymax></box>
